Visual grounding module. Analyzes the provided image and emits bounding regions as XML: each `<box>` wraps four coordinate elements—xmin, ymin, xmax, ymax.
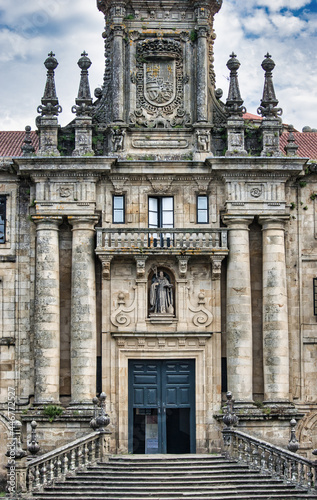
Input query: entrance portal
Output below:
<box><xmin>128</xmin><ymin>359</ymin><xmax>196</xmax><ymax>454</ymax></box>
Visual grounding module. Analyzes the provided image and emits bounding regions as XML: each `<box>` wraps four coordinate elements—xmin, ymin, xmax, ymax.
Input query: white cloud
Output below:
<box><xmin>255</xmin><ymin>0</ymin><xmax>311</xmax><ymax>11</ymax></box>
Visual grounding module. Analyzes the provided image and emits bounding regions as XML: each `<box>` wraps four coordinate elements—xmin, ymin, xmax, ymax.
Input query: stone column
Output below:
<box><xmin>112</xmin><ymin>25</ymin><xmax>125</xmax><ymax>122</ymax></box>
<box><xmin>196</xmin><ymin>27</ymin><xmax>209</xmax><ymax>123</ymax></box>
<box><xmin>224</xmin><ymin>216</ymin><xmax>254</xmax><ymax>403</ymax></box>
<box><xmin>259</xmin><ymin>216</ymin><xmax>290</xmax><ymax>402</ymax></box>
<box><xmin>68</xmin><ymin>216</ymin><xmax>99</xmax><ymax>405</ymax></box>
<box><xmin>33</xmin><ymin>216</ymin><xmax>62</xmax><ymax>404</ymax></box>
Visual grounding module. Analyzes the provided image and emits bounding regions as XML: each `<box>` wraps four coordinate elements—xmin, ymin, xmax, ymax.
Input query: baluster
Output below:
<box><xmin>69</xmin><ymin>449</ymin><xmax>76</xmax><ymax>472</ymax></box>
<box><xmin>291</xmin><ymin>459</ymin><xmax>298</xmax><ymax>484</ymax></box>
<box><xmin>34</xmin><ymin>465</ymin><xmax>41</xmax><ymax>490</ymax></box>
<box><xmin>76</xmin><ymin>446</ymin><xmax>82</xmax><ymax>468</ymax></box>
<box><xmin>238</xmin><ymin>439</ymin><xmax>244</xmax><ymax>462</ymax></box>
<box><xmin>82</xmin><ymin>443</ymin><xmax>87</xmax><ymax>468</ymax></box>
<box><xmin>252</xmin><ymin>445</ymin><xmax>260</xmax><ymax>470</ymax></box>
<box><xmin>298</xmin><ymin>461</ymin><xmax>305</xmax><ymax>487</ymax></box>
<box><xmin>215</xmin><ymin>231</ymin><xmax>220</xmax><ymax>248</ymax></box>
<box><xmin>181</xmin><ymin>232</ymin><xmax>186</xmax><ymax>248</ymax></box>
<box><xmin>87</xmin><ymin>440</ymin><xmax>93</xmax><ymax>464</ymax></box>
<box><xmin>244</xmin><ymin>441</ymin><xmax>250</xmax><ymax>465</ymax></box>
<box><xmin>62</xmin><ymin>452</ymin><xmax>69</xmax><ymax>479</ymax></box>
<box><xmin>95</xmin><ymin>436</ymin><xmax>101</xmax><ymax>461</ymax></box>
<box><xmin>40</xmin><ymin>463</ymin><xmax>47</xmax><ymax>487</ymax></box>
<box><xmin>110</xmin><ymin>232</ymin><xmax>115</xmax><ymax>249</ymax></box>
<box><xmin>268</xmin><ymin>451</ymin><xmax>274</xmax><ymax>476</ymax></box>
<box><xmin>189</xmin><ymin>233</ymin><xmax>194</xmax><ymax>248</ymax></box>
<box><xmin>162</xmin><ymin>232</ymin><xmax>167</xmax><ymax>248</ymax></box>
<box><xmin>275</xmin><ymin>454</ymin><xmax>281</xmax><ymax>479</ymax></box>
<box><xmin>260</xmin><ymin>447</ymin><xmax>267</xmax><ymax>473</ymax></box>
<box><xmin>307</xmin><ymin>466</ymin><xmax>313</xmax><ymax>490</ymax></box>
<box><xmin>283</xmin><ymin>458</ymin><xmax>290</xmax><ymax>484</ymax></box>
<box><xmin>222</xmin><ymin>230</ymin><xmax>228</xmax><ymax>249</ymax></box>
<box><xmin>156</xmin><ymin>232</ymin><xmax>161</xmax><ymax>248</ymax></box>
<box><xmin>115</xmin><ymin>232</ymin><xmax>120</xmax><ymax>248</ymax></box>
<box><xmin>202</xmin><ymin>232</ymin><xmax>206</xmax><ymax>248</ymax></box>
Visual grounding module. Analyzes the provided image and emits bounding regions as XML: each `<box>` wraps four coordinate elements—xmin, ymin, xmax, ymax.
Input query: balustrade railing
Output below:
<box><xmin>222</xmin><ymin>427</ymin><xmax>317</xmax><ymax>493</ymax></box>
<box><xmin>96</xmin><ymin>228</ymin><xmax>228</xmax><ymax>251</ymax></box>
<box><xmin>26</xmin><ymin>431</ymin><xmax>107</xmax><ymax>493</ymax></box>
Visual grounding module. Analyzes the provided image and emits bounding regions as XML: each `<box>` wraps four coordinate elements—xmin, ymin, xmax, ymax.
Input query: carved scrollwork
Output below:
<box><xmin>188</xmin><ymin>291</ymin><xmax>213</xmax><ymax>328</ymax></box>
<box><xmin>111</xmin><ymin>289</ymin><xmax>136</xmax><ymax>329</ymax></box>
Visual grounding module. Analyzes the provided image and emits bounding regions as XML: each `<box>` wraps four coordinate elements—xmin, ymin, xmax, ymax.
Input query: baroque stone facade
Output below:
<box><xmin>1</xmin><ymin>0</ymin><xmax>317</xmax><ymax>484</ymax></box>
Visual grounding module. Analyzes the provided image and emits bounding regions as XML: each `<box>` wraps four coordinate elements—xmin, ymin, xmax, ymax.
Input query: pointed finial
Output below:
<box><xmin>225</xmin><ymin>53</ymin><xmax>246</xmax><ymax>116</ymax></box>
<box><xmin>37</xmin><ymin>52</ymin><xmax>62</xmax><ymax>117</ymax></box>
<box><xmin>257</xmin><ymin>53</ymin><xmax>282</xmax><ymax>118</ymax></box>
<box><xmin>284</xmin><ymin>125</ymin><xmax>299</xmax><ymax>156</ymax></box>
<box><xmin>72</xmin><ymin>51</ymin><xmax>93</xmax><ymax>116</ymax></box>
<box><xmin>21</xmin><ymin>126</ymin><xmax>35</xmax><ymax>157</ymax></box>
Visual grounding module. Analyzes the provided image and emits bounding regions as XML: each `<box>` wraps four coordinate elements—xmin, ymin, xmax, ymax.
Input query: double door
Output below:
<box><xmin>128</xmin><ymin>359</ymin><xmax>195</xmax><ymax>454</ymax></box>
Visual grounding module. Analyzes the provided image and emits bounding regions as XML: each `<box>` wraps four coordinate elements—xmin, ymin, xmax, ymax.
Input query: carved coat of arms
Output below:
<box><xmin>144</xmin><ymin>61</ymin><xmax>176</xmax><ymax>107</ymax></box>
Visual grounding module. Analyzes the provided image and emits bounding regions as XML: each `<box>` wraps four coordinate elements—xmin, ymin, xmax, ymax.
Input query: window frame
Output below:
<box><xmin>0</xmin><ymin>195</ymin><xmax>6</xmax><ymax>244</ymax></box>
<box><xmin>148</xmin><ymin>196</ymin><xmax>174</xmax><ymax>228</ymax></box>
<box><xmin>196</xmin><ymin>195</ymin><xmax>209</xmax><ymax>224</ymax></box>
<box><xmin>112</xmin><ymin>194</ymin><xmax>125</xmax><ymax>224</ymax></box>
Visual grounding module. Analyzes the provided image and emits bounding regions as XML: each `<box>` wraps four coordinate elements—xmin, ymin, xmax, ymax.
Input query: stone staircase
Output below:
<box><xmin>32</xmin><ymin>454</ymin><xmax>317</xmax><ymax>500</ymax></box>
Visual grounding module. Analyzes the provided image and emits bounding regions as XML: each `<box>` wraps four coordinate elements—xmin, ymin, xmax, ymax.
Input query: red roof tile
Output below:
<box><xmin>0</xmin><ymin>131</ymin><xmax>39</xmax><ymax>157</ymax></box>
<box><xmin>280</xmin><ymin>132</ymin><xmax>317</xmax><ymax>160</ymax></box>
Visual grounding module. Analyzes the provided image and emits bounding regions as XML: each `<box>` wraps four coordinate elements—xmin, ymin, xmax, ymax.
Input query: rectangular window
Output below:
<box><xmin>197</xmin><ymin>195</ymin><xmax>208</xmax><ymax>224</ymax></box>
<box><xmin>113</xmin><ymin>195</ymin><xmax>125</xmax><ymax>224</ymax></box>
<box><xmin>0</xmin><ymin>196</ymin><xmax>6</xmax><ymax>243</ymax></box>
<box><xmin>148</xmin><ymin>197</ymin><xmax>174</xmax><ymax>228</ymax></box>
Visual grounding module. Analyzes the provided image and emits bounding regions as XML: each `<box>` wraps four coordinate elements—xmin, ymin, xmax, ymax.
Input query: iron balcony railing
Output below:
<box><xmin>96</xmin><ymin>227</ymin><xmax>228</xmax><ymax>254</ymax></box>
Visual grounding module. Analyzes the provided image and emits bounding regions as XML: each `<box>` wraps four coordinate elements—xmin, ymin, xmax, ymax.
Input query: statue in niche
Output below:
<box><xmin>150</xmin><ymin>270</ymin><xmax>174</xmax><ymax>315</ymax></box>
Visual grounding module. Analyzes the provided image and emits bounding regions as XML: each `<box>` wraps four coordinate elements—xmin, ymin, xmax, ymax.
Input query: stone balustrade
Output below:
<box><xmin>26</xmin><ymin>430</ymin><xmax>109</xmax><ymax>493</ymax></box>
<box><xmin>222</xmin><ymin>427</ymin><xmax>317</xmax><ymax>494</ymax></box>
<box><xmin>96</xmin><ymin>228</ymin><xmax>228</xmax><ymax>254</ymax></box>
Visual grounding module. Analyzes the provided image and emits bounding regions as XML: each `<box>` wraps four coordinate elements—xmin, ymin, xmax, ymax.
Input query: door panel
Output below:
<box><xmin>129</xmin><ymin>359</ymin><xmax>195</xmax><ymax>454</ymax></box>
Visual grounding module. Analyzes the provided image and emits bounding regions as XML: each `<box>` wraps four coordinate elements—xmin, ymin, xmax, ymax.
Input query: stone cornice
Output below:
<box><xmin>13</xmin><ymin>156</ymin><xmax>115</xmax><ymax>175</ymax></box>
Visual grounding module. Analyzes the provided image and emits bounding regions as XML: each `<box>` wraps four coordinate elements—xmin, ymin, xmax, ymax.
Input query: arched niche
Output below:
<box><xmin>148</xmin><ymin>267</ymin><xmax>175</xmax><ymax>318</ymax></box>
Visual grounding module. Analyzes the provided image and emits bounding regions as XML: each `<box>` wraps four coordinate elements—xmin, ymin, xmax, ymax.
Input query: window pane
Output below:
<box><xmin>198</xmin><ymin>210</ymin><xmax>208</xmax><ymax>223</ymax></box>
<box><xmin>113</xmin><ymin>196</ymin><xmax>124</xmax><ymax>209</ymax></box>
<box><xmin>113</xmin><ymin>210</ymin><xmax>124</xmax><ymax>223</ymax></box>
<box><xmin>162</xmin><ymin>211</ymin><xmax>173</xmax><ymax>226</ymax></box>
<box><xmin>197</xmin><ymin>196</ymin><xmax>208</xmax><ymax>210</ymax></box>
<box><xmin>149</xmin><ymin>211</ymin><xmax>158</xmax><ymax>227</ymax></box>
<box><xmin>162</xmin><ymin>197</ymin><xmax>173</xmax><ymax>211</ymax></box>
<box><xmin>149</xmin><ymin>197</ymin><xmax>158</xmax><ymax>212</ymax></box>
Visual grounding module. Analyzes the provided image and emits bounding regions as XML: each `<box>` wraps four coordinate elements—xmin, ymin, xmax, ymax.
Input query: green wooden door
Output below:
<box><xmin>128</xmin><ymin>359</ymin><xmax>195</xmax><ymax>454</ymax></box>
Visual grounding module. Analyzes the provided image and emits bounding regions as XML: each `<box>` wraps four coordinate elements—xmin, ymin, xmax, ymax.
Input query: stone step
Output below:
<box><xmin>29</xmin><ymin>454</ymin><xmax>316</xmax><ymax>500</ymax></box>
<box><xmin>32</xmin><ymin>492</ymin><xmax>315</xmax><ymax>500</ymax></box>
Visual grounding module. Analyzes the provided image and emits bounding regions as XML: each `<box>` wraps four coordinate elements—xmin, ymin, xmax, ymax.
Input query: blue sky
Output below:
<box><xmin>0</xmin><ymin>0</ymin><xmax>316</xmax><ymax>131</ymax></box>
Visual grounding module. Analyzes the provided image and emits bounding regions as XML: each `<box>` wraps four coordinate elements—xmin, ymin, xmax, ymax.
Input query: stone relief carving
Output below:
<box><xmin>149</xmin><ymin>269</ymin><xmax>174</xmax><ymax>315</ymax></box>
<box><xmin>188</xmin><ymin>290</ymin><xmax>213</xmax><ymax>328</ymax></box>
<box><xmin>135</xmin><ymin>256</ymin><xmax>147</xmax><ymax>279</ymax></box>
<box><xmin>111</xmin><ymin>128</ymin><xmax>125</xmax><ymax>152</ymax></box>
<box><xmin>177</xmin><ymin>256</ymin><xmax>190</xmax><ymax>278</ymax></box>
<box><xmin>130</xmin><ymin>38</ymin><xmax>189</xmax><ymax>129</ymax></box>
<box><xmin>59</xmin><ymin>185</ymin><xmax>72</xmax><ymax>198</ymax></box>
<box><xmin>196</xmin><ymin>130</ymin><xmax>211</xmax><ymax>151</ymax></box>
<box><xmin>111</xmin><ymin>289</ymin><xmax>136</xmax><ymax>329</ymax></box>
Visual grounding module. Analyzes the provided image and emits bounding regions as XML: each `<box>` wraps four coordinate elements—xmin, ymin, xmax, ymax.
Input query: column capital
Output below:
<box><xmin>222</xmin><ymin>215</ymin><xmax>254</xmax><ymax>229</ymax></box>
<box><xmin>258</xmin><ymin>215</ymin><xmax>289</xmax><ymax>231</ymax></box>
<box><xmin>32</xmin><ymin>216</ymin><xmax>63</xmax><ymax>230</ymax></box>
<box><xmin>68</xmin><ymin>215</ymin><xmax>99</xmax><ymax>231</ymax></box>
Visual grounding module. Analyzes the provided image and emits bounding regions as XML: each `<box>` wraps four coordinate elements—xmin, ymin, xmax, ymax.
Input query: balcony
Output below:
<box><xmin>96</xmin><ymin>228</ymin><xmax>228</xmax><ymax>256</ymax></box>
